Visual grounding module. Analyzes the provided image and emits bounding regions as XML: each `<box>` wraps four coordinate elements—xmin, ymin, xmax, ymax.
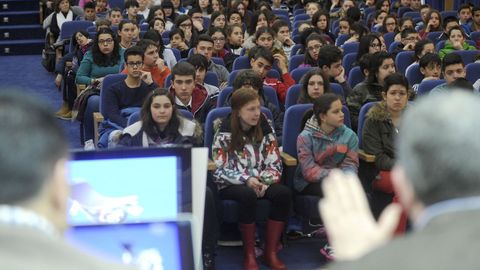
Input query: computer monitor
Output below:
<box><xmin>67</xmin><ymin>146</ymin><xmax>192</xmax><ymax>225</ymax></box>
<box><xmin>65</xmin><ymin>218</ymin><xmax>195</xmax><ymax>270</ymax></box>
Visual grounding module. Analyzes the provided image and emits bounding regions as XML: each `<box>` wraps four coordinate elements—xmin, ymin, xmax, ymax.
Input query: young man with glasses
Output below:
<box><xmin>188</xmin><ymin>8</ymin><xmax>207</xmax><ymax>34</ymax></box>
<box><xmin>98</xmin><ymin>46</ymin><xmax>158</xmax><ymax>148</ymax></box>
<box><xmin>122</xmin><ymin>39</ymin><xmax>171</xmax><ymax>88</ymax></box>
<box><xmin>390</xmin><ymin>28</ymin><xmax>420</xmax><ymax>57</ymax></box>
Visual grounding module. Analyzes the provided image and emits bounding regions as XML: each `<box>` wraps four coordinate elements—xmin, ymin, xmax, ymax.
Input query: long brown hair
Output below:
<box><xmin>229</xmin><ymin>88</ymin><xmax>263</xmax><ymax>152</ymax></box>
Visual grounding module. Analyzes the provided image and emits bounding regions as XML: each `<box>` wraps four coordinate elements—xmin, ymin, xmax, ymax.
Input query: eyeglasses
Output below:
<box><xmin>192</xmin><ymin>16</ymin><xmax>204</xmax><ymax>20</ymax></box>
<box><xmin>126</xmin><ymin>61</ymin><xmax>143</xmax><ymax>67</ymax></box>
<box><xmin>179</xmin><ymin>23</ymin><xmax>192</xmax><ymax>28</ymax></box>
<box><xmin>370</xmin><ymin>43</ymin><xmax>381</xmax><ymax>48</ymax></box>
<box><xmin>99</xmin><ymin>38</ymin><xmax>113</xmax><ymax>45</ymax></box>
<box><xmin>308</xmin><ymin>44</ymin><xmax>322</xmax><ymax>52</ymax></box>
<box><xmin>212</xmin><ymin>37</ymin><xmax>225</xmax><ymax>42</ymax></box>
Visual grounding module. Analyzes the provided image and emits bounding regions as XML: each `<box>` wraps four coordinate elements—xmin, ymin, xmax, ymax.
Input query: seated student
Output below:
<box><xmin>466</xmin><ymin>6</ymin><xmax>480</xmax><ymax>35</ymax></box>
<box><xmin>412</xmin><ymin>53</ymin><xmax>441</xmax><ymax>93</ymax></box>
<box><xmin>118</xmin><ymin>88</ymin><xmax>202</xmax><ymax>146</ymax></box>
<box><xmin>298</xmin><ymin>33</ymin><xmax>325</xmax><ymax>68</ymax></box>
<box><xmin>175</xmin><ymin>15</ymin><xmax>199</xmax><ymax>48</ymax></box>
<box><xmin>94</xmin><ymin>0</ymin><xmax>109</xmax><ymax>19</ymax></box>
<box><xmin>371</xmin><ymin>10</ymin><xmax>387</xmax><ymax>31</ymax></box>
<box><xmin>343</xmin><ymin>22</ymin><xmax>368</xmax><ymax>44</ymax></box>
<box><xmin>294</xmin><ymin>93</ymin><xmax>359</xmax><ymax>260</ymax></box>
<box><xmin>418</xmin><ymin>10</ymin><xmax>442</xmax><ymax>40</ymax></box>
<box><xmin>390</xmin><ymin>28</ymin><xmax>420</xmax><ymax>57</ymax></box>
<box><xmin>117</xmin><ymin>89</ymin><xmax>216</xmax><ymax>270</ymax></box>
<box><xmin>98</xmin><ymin>46</ymin><xmax>157</xmax><ymax>148</ymax></box>
<box><xmin>123</xmin><ymin>0</ymin><xmax>144</xmax><ymax>25</ymax></box>
<box><xmin>209</xmin><ymin>27</ymin><xmax>230</xmax><ymax>60</ymax></box>
<box><xmin>75</xmin><ymin>28</ymin><xmax>125</xmax><ymax>148</ymax></box>
<box><xmin>436</xmin><ymin>15</ymin><xmax>461</xmax><ymax>42</ymax></box>
<box><xmin>244</xmin><ymin>27</ymin><xmax>288</xmax><ymax>62</ymax></box>
<box><xmin>450</xmin><ymin>77</ymin><xmax>474</xmax><ymax>92</ymax></box>
<box><xmin>248</xmin><ymin>46</ymin><xmax>295</xmax><ymax>105</ymax></box>
<box><xmin>107</xmin><ymin>7</ymin><xmax>123</xmax><ymax>26</ymax></box>
<box><xmin>137</xmin><ymin>0</ymin><xmax>150</xmax><ymax>20</ymax></box>
<box><xmin>149</xmin><ymin>17</ymin><xmax>167</xmax><ymax>35</ymax></box>
<box><xmin>212</xmin><ymin>87</ymin><xmax>291</xmax><ymax>270</ymax></box>
<box><xmin>394</xmin><ymin>17</ymin><xmax>415</xmax><ymax>42</ymax></box>
<box><xmin>54</xmin><ymin>30</ymin><xmax>92</xmax><ymax>120</ymax></box>
<box><xmin>225</xmin><ymin>23</ymin><xmax>244</xmax><ymax>57</ymax></box>
<box><xmin>117</xmin><ymin>19</ymin><xmax>137</xmax><ymax>49</ymax></box>
<box><xmin>347</xmin><ymin>51</ymin><xmax>396</xmax><ymax>131</ymax></box>
<box><xmin>76</xmin><ymin>1</ymin><xmax>97</xmax><ymax>22</ymax></box>
<box><xmin>209</xmin><ymin>11</ymin><xmax>226</xmax><ymax>31</ymax></box>
<box><xmin>430</xmin><ymin>52</ymin><xmax>467</xmax><ymax>94</ymax></box>
<box><xmin>194</xmin><ymin>34</ymin><xmax>230</xmax><ymax>88</ymax></box>
<box><xmin>439</xmin><ymin>26</ymin><xmax>477</xmax><ymax>59</ymax></box>
<box><xmin>405</xmin><ymin>39</ymin><xmax>435</xmax><ymax>75</ymax></box>
<box><xmin>312</xmin><ymin>10</ymin><xmax>336</xmax><ymax>44</ymax></box>
<box><xmin>356</xmin><ymin>34</ymin><xmax>383</xmax><ymax>65</ymax></box>
<box><xmin>379</xmin><ymin>15</ymin><xmax>399</xmax><ymax>34</ymax></box>
<box><xmin>168</xmin><ymin>61</ymin><xmax>215</xmax><ymax>125</ymax></box>
<box><xmin>122</xmin><ymin>39</ymin><xmax>170</xmax><ymax>88</ymax></box>
<box><xmin>305</xmin><ymin>0</ymin><xmax>320</xmax><ymax>18</ymax></box>
<box><xmin>318</xmin><ymin>44</ymin><xmax>353</xmax><ymax>98</ymax></box>
<box><xmin>142</xmin><ymin>29</ymin><xmax>177</xmax><ymax>70</ymax></box>
<box><xmin>225</xmin><ymin>69</ymin><xmax>284</xmax><ymax>144</ymax></box>
<box><xmin>166</xmin><ymin>28</ymin><xmax>190</xmax><ymax>59</ymax></box>
<box><xmin>362</xmin><ymin>73</ymin><xmax>410</xmax><ymax>230</ymax></box>
<box><xmin>187</xmin><ymin>54</ymin><xmax>220</xmax><ymax>98</ymax></box>
<box><xmin>272</xmin><ymin>20</ymin><xmax>295</xmax><ymax>60</ymax></box>
<box><xmin>458</xmin><ymin>4</ymin><xmax>473</xmax><ymax>26</ymax></box>
<box><xmin>188</xmin><ymin>8</ymin><xmax>207</xmax><ymax>34</ymax></box>
<box><xmin>298</xmin><ymin>68</ymin><xmax>331</xmax><ymax>104</ymax></box>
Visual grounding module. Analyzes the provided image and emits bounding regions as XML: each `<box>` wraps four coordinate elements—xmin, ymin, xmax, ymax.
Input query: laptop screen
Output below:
<box><xmin>66</xmin><ymin>219</ymin><xmax>195</xmax><ymax>270</ymax></box>
<box><xmin>67</xmin><ymin>146</ymin><xmax>192</xmax><ymax>225</ymax></box>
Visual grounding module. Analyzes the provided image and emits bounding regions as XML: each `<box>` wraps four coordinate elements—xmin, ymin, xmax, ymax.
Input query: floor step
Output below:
<box><xmin>0</xmin><ymin>24</ymin><xmax>44</xmax><ymax>40</ymax></box>
<box><xmin>0</xmin><ymin>10</ymin><xmax>39</xmax><ymax>25</ymax></box>
<box><xmin>0</xmin><ymin>0</ymin><xmax>38</xmax><ymax>12</ymax></box>
<box><xmin>0</xmin><ymin>38</ymin><xmax>43</xmax><ymax>55</ymax></box>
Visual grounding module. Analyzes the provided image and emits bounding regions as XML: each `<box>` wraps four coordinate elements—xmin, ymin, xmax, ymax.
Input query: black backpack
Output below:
<box><xmin>41</xmin><ymin>44</ymin><xmax>56</xmax><ymax>73</ymax></box>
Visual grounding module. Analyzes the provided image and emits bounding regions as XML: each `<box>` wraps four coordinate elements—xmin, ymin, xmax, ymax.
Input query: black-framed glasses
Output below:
<box><xmin>99</xmin><ymin>38</ymin><xmax>113</xmax><ymax>45</ymax></box>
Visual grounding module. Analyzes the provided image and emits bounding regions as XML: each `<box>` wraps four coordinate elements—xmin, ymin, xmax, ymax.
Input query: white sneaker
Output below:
<box><xmin>84</xmin><ymin>139</ymin><xmax>95</xmax><ymax>150</ymax></box>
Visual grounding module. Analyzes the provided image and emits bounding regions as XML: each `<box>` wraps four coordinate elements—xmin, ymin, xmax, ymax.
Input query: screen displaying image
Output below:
<box><xmin>67</xmin><ymin>147</ymin><xmax>192</xmax><ymax>225</ymax></box>
<box><xmin>66</xmin><ymin>221</ymin><xmax>194</xmax><ymax>270</ymax></box>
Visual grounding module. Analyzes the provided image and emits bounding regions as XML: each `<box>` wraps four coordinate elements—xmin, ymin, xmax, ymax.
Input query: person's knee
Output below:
<box><xmin>239</xmin><ymin>187</ymin><xmax>257</xmax><ymax>208</ymax></box>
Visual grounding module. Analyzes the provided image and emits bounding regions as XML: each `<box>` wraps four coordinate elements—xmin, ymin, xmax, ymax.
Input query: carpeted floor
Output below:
<box><xmin>0</xmin><ymin>54</ymin><xmax>328</xmax><ymax>269</ymax></box>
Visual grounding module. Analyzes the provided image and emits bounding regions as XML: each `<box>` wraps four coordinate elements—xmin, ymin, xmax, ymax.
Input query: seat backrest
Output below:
<box><xmin>455</xmin><ymin>50</ymin><xmax>480</xmax><ymax>65</ymax></box>
<box><xmin>263</xmin><ymin>86</ymin><xmax>281</xmax><ymax>109</ymax></box>
<box><xmin>357</xmin><ymin>102</ymin><xmax>377</xmax><ymax>146</ymax></box>
<box><xmin>440</xmin><ymin>10</ymin><xmax>458</xmax><ymax>19</ymax></box>
<box><xmin>342</xmin><ymin>52</ymin><xmax>358</xmax><ymax>77</ymax></box>
<box><xmin>211</xmin><ymin>57</ymin><xmax>225</xmax><ymax>66</ymax></box>
<box><xmin>204</xmin><ymin>107</ymin><xmax>274</xmax><ymax>155</ymax></box>
<box><xmin>395</xmin><ymin>50</ymin><xmax>415</xmax><ymax>74</ymax></box>
<box><xmin>342</xmin><ymin>105</ymin><xmax>351</xmax><ymax>129</ymax></box>
<box><xmin>293</xmin><ymin>19</ymin><xmax>310</xmax><ymax>30</ymax></box>
<box><xmin>288</xmin><ymin>54</ymin><xmax>306</xmax><ymax>72</ymax></box>
<box><xmin>170</xmin><ymin>48</ymin><xmax>181</xmax><ymax>61</ymax></box>
<box><xmin>109</xmin><ymin>0</ymin><xmax>125</xmax><ymax>9</ymax></box>
<box><xmin>291</xmin><ymin>66</ymin><xmax>313</xmax><ymax>83</ymax></box>
<box><xmin>383</xmin><ymin>32</ymin><xmax>396</xmax><ymax>49</ymax></box>
<box><xmin>60</xmin><ymin>21</ymin><xmax>94</xmax><ymax>41</ymax></box>
<box><xmin>282</xmin><ymin>104</ymin><xmax>313</xmax><ymax>158</ymax></box>
<box><xmin>232</xmin><ymin>55</ymin><xmax>250</xmax><ymax>70</ymax></box>
<box><xmin>471</xmin><ymin>31</ymin><xmax>480</xmax><ymax>43</ymax></box>
<box><xmin>273</xmin><ymin>9</ymin><xmax>289</xmax><ymax>18</ymax></box>
<box><xmin>217</xmin><ymin>86</ymin><xmax>233</xmax><ymax>107</ymax></box>
<box><xmin>403</xmin><ymin>11</ymin><xmax>421</xmax><ymax>19</ymax></box>
<box><xmin>100</xmin><ymin>74</ymin><xmax>127</xmax><ymax>115</ymax></box>
<box><xmin>330</xmin><ymin>83</ymin><xmax>345</xmax><ymax>99</ymax></box>
<box><xmin>293</xmin><ymin>13</ymin><xmax>310</xmax><ymax>23</ymax></box>
<box><xmin>291</xmin><ymin>44</ymin><xmax>304</xmax><ymax>56</ymax></box>
<box><xmin>347</xmin><ymin>66</ymin><xmax>365</xmax><ymax>87</ymax></box>
<box><xmin>164</xmin><ymin>71</ymin><xmax>218</xmax><ymax>88</ymax></box>
<box><xmin>417</xmin><ymin>79</ymin><xmax>445</xmax><ymax>96</ymax></box>
<box><xmin>405</xmin><ymin>63</ymin><xmax>423</xmax><ymax>86</ymax></box>
<box><xmin>341</xmin><ymin>42</ymin><xmax>359</xmax><ymax>56</ymax></box>
<box><xmin>388</xmin><ymin>41</ymin><xmax>402</xmax><ymax>53</ymax></box>
<box><xmin>466</xmin><ymin>62</ymin><xmax>480</xmax><ymax>84</ymax></box>
<box><xmin>426</xmin><ymin>31</ymin><xmax>443</xmax><ymax>43</ymax></box>
<box><xmin>336</xmin><ymin>34</ymin><xmax>351</xmax><ymax>46</ymax></box>
<box><xmin>285</xmin><ymin>84</ymin><xmax>302</xmax><ymax>109</ymax></box>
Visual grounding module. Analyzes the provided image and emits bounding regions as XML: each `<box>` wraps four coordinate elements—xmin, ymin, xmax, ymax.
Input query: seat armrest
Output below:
<box><xmin>76</xmin><ymin>84</ymin><xmax>86</xmax><ymax>96</ymax></box>
<box><xmin>208</xmin><ymin>159</ymin><xmax>216</xmax><ymax>171</ymax></box>
<box><xmin>93</xmin><ymin>112</ymin><xmax>104</xmax><ymax>146</ymax></box>
<box><xmin>281</xmin><ymin>152</ymin><xmax>297</xmax><ymax>166</ymax></box>
<box><xmin>358</xmin><ymin>149</ymin><xmax>375</xmax><ymax>162</ymax></box>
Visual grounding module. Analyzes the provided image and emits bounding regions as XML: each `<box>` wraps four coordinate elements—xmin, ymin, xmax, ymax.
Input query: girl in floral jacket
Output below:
<box><xmin>212</xmin><ymin>87</ymin><xmax>291</xmax><ymax>270</ymax></box>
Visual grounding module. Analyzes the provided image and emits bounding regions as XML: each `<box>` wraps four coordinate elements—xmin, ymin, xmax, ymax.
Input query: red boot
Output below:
<box><xmin>239</xmin><ymin>223</ymin><xmax>259</xmax><ymax>270</ymax></box>
<box><xmin>264</xmin><ymin>219</ymin><xmax>287</xmax><ymax>270</ymax></box>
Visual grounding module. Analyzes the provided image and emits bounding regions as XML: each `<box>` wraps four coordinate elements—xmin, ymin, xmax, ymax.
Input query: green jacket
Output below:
<box><xmin>439</xmin><ymin>41</ymin><xmax>477</xmax><ymax>59</ymax></box>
